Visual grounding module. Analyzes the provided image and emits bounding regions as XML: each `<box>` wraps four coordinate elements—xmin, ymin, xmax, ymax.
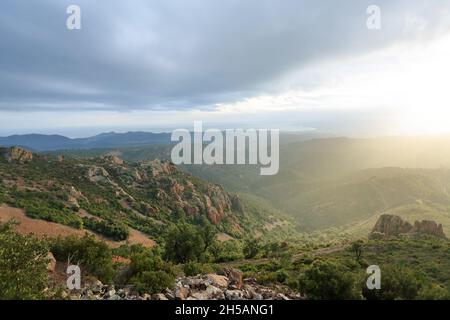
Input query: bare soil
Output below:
<box><xmin>0</xmin><ymin>205</ymin><xmax>156</xmax><ymax>248</ymax></box>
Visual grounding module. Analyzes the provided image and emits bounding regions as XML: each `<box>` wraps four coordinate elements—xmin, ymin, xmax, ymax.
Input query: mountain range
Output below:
<box><xmin>0</xmin><ymin>131</ymin><xmax>329</xmax><ymax>152</ymax></box>
<box><xmin>45</xmin><ymin>135</ymin><xmax>450</xmax><ymax>234</ymax></box>
<box><xmin>0</xmin><ymin>132</ymin><xmax>173</xmax><ymax>151</ymax></box>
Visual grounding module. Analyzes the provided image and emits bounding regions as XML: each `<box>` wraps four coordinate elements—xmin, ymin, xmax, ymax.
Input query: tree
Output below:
<box><xmin>299</xmin><ymin>260</ymin><xmax>359</xmax><ymax>300</ymax></box>
<box><xmin>163</xmin><ymin>224</ymin><xmax>205</xmax><ymax>263</ymax></box>
<box><xmin>351</xmin><ymin>240</ymin><xmax>364</xmax><ymax>262</ymax></box>
<box><xmin>243</xmin><ymin>238</ymin><xmax>260</xmax><ymax>259</ymax></box>
<box><xmin>198</xmin><ymin>219</ymin><xmax>217</xmax><ymax>254</ymax></box>
<box><xmin>0</xmin><ymin>223</ymin><xmax>50</xmax><ymax>299</ymax></box>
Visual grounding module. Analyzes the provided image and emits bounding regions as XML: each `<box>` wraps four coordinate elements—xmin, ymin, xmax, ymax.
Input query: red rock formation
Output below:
<box><xmin>371</xmin><ymin>214</ymin><xmax>447</xmax><ymax>239</ymax></box>
<box><xmin>412</xmin><ymin>220</ymin><xmax>446</xmax><ymax>238</ymax></box>
<box><xmin>0</xmin><ymin>146</ymin><xmax>33</xmax><ymax>163</ymax></box>
<box><xmin>371</xmin><ymin>214</ymin><xmax>413</xmax><ymax>237</ymax></box>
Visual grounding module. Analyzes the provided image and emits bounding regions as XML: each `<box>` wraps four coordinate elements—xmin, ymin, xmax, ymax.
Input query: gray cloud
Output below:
<box><xmin>1</xmin><ymin>0</ymin><xmax>449</xmax><ymax>112</ymax></box>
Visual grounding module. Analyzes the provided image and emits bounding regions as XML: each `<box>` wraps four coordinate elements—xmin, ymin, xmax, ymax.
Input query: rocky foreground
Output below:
<box><xmin>67</xmin><ymin>269</ymin><xmax>302</xmax><ymax>301</ymax></box>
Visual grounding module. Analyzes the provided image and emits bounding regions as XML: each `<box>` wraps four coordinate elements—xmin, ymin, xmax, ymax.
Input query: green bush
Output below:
<box><xmin>0</xmin><ymin>223</ymin><xmax>50</xmax><ymax>299</ymax></box>
<box><xmin>362</xmin><ymin>265</ymin><xmax>422</xmax><ymax>300</ymax></box>
<box><xmin>299</xmin><ymin>260</ymin><xmax>360</xmax><ymax>300</ymax></box>
<box><xmin>243</xmin><ymin>238</ymin><xmax>260</xmax><ymax>259</ymax></box>
<box><xmin>182</xmin><ymin>261</ymin><xmax>214</xmax><ymax>276</ymax></box>
<box><xmin>50</xmin><ymin>234</ymin><xmax>115</xmax><ymax>283</ymax></box>
<box><xmin>209</xmin><ymin>240</ymin><xmax>244</xmax><ymax>262</ymax></box>
<box><xmin>9</xmin><ymin>192</ymin><xmax>83</xmax><ymax>229</ymax></box>
<box><xmin>163</xmin><ymin>224</ymin><xmax>205</xmax><ymax>263</ymax></box>
<box><xmin>131</xmin><ymin>270</ymin><xmax>174</xmax><ymax>294</ymax></box>
<box><xmin>129</xmin><ymin>249</ymin><xmax>176</xmax><ymax>294</ymax></box>
<box><xmin>112</xmin><ymin>244</ymin><xmax>147</xmax><ymax>258</ymax></box>
<box><xmin>82</xmin><ymin>217</ymin><xmax>129</xmax><ymax>241</ymax></box>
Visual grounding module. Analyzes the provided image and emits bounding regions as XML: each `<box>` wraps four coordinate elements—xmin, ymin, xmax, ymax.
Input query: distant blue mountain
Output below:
<box><xmin>0</xmin><ymin>131</ymin><xmax>172</xmax><ymax>151</ymax></box>
<box><xmin>0</xmin><ymin>130</ymin><xmax>328</xmax><ymax>152</ymax></box>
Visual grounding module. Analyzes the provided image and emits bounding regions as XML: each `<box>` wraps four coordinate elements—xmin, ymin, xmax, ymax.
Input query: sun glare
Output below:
<box><xmin>395</xmin><ymin>34</ymin><xmax>450</xmax><ymax>135</ymax></box>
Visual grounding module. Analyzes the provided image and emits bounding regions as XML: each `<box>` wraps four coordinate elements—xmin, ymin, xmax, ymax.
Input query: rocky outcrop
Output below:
<box><xmin>102</xmin><ymin>155</ymin><xmax>124</xmax><ymax>166</ymax></box>
<box><xmin>0</xmin><ymin>146</ymin><xmax>33</xmax><ymax>163</ymax></box>
<box><xmin>87</xmin><ymin>166</ymin><xmax>110</xmax><ymax>183</ymax></box>
<box><xmin>144</xmin><ymin>159</ymin><xmax>176</xmax><ymax>177</ymax></box>
<box><xmin>134</xmin><ymin>159</ymin><xmax>237</xmax><ymax>226</ymax></box>
<box><xmin>412</xmin><ymin>220</ymin><xmax>446</xmax><ymax>238</ymax></box>
<box><xmin>219</xmin><ymin>267</ymin><xmax>243</xmax><ymax>289</ymax></box>
<box><xmin>370</xmin><ymin>214</ymin><xmax>447</xmax><ymax>239</ymax></box>
<box><xmin>204</xmin><ymin>185</ymin><xmax>232</xmax><ymax>225</ymax></box>
<box><xmin>70</xmin><ymin>270</ymin><xmax>302</xmax><ymax>300</ymax></box>
<box><xmin>370</xmin><ymin>214</ymin><xmax>413</xmax><ymax>238</ymax></box>
<box><xmin>67</xmin><ymin>186</ymin><xmax>84</xmax><ymax>209</ymax></box>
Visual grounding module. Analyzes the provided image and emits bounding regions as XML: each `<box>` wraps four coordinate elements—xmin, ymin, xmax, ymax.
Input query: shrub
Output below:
<box><xmin>362</xmin><ymin>265</ymin><xmax>422</xmax><ymax>300</ymax></box>
<box><xmin>163</xmin><ymin>224</ymin><xmax>205</xmax><ymax>263</ymax></box>
<box><xmin>276</xmin><ymin>269</ymin><xmax>289</xmax><ymax>283</ymax></box>
<box><xmin>131</xmin><ymin>271</ymin><xmax>174</xmax><ymax>294</ymax></box>
<box><xmin>258</xmin><ymin>269</ymin><xmax>289</xmax><ymax>285</ymax></box>
<box><xmin>299</xmin><ymin>260</ymin><xmax>360</xmax><ymax>300</ymax></box>
<box><xmin>418</xmin><ymin>284</ymin><xmax>450</xmax><ymax>300</ymax></box>
<box><xmin>257</xmin><ymin>271</ymin><xmax>279</xmax><ymax>285</ymax></box>
<box><xmin>243</xmin><ymin>238</ymin><xmax>260</xmax><ymax>259</ymax></box>
<box><xmin>129</xmin><ymin>249</ymin><xmax>176</xmax><ymax>294</ymax></box>
<box><xmin>0</xmin><ymin>223</ymin><xmax>50</xmax><ymax>299</ymax></box>
<box><xmin>82</xmin><ymin>217</ymin><xmax>129</xmax><ymax>241</ymax></box>
<box><xmin>112</xmin><ymin>244</ymin><xmax>146</xmax><ymax>258</ymax></box>
<box><xmin>50</xmin><ymin>234</ymin><xmax>115</xmax><ymax>283</ymax></box>
<box><xmin>182</xmin><ymin>261</ymin><xmax>214</xmax><ymax>276</ymax></box>
<box><xmin>209</xmin><ymin>240</ymin><xmax>244</xmax><ymax>262</ymax></box>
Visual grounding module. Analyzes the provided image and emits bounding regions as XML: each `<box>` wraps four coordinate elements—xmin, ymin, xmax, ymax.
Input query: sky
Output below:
<box><xmin>1</xmin><ymin>0</ymin><xmax>450</xmax><ymax>137</ymax></box>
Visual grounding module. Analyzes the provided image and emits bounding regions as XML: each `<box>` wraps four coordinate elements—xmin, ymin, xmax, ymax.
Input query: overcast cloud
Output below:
<box><xmin>1</xmin><ymin>0</ymin><xmax>449</xmax><ymax>114</ymax></box>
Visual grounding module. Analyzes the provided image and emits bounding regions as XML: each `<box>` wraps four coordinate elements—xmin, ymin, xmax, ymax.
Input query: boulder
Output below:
<box><xmin>175</xmin><ymin>286</ymin><xmax>189</xmax><ymax>300</ymax></box>
<box><xmin>204</xmin><ymin>285</ymin><xmax>225</xmax><ymax>300</ymax></box>
<box><xmin>206</xmin><ymin>274</ymin><xmax>228</xmax><ymax>288</ymax></box>
<box><xmin>220</xmin><ymin>268</ymin><xmax>243</xmax><ymax>289</ymax></box>
<box><xmin>225</xmin><ymin>290</ymin><xmax>244</xmax><ymax>300</ymax></box>
<box><xmin>91</xmin><ymin>280</ymin><xmax>103</xmax><ymax>294</ymax></box>
<box><xmin>104</xmin><ymin>288</ymin><xmax>116</xmax><ymax>299</ymax></box>
<box><xmin>164</xmin><ymin>288</ymin><xmax>175</xmax><ymax>300</ymax></box>
<box><xmin>190</xmin><ymin>292</ymin><xmax>209</xmax><ymax>300</ymax></box>
<box><xmin>182</xmin><ymin>277</ymin><xmax>207</xmax><ymax>290</ymax></box>
<box><xmin>152</xmin><ymin>293</ymin><xmax>168</xmax><ymax>300</ymax></box>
